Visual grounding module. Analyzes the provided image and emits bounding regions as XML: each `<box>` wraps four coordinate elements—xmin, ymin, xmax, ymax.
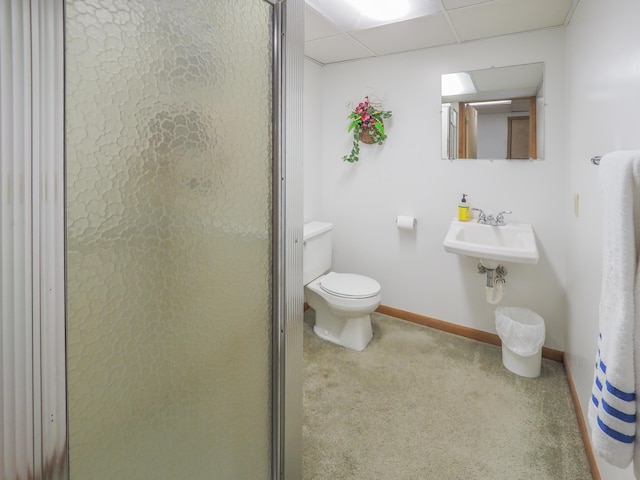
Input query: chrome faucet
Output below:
<box><xmin>472</xmin><ymin>208</ymin><xmax>487</xmax><ymax>224</ymax></box>
<box><xmin>472</xmin><ymin>208</ymin><xmax>512</xmax><ymax>226</ymax></box>
<box><xmin>495</xmin><ymin>210</ymin><xmax>512</xmax><ymax>225</ymax></box>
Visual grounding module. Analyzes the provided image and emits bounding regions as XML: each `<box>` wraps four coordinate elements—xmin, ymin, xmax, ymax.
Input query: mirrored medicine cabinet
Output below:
<box><xmin>441</xmin><ymin>62</ymin><xmax>544</xmax><ymax>160</ymax></box>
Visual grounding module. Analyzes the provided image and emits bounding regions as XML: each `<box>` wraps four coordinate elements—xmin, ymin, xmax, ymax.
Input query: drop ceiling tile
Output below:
<box><xmin>448</xmin><ymin>0</ymin><xmax>573</xmax><ymax>42</ymax></box>
<box><xmin>442</xmin><ymin>0</ymin><xmax>492</xmax><ymax>10</ymax></box>
<box><xmin>305</xmin><ymin>35</ymin><xmax>375</xmax><ymax>64</ymax></box>
<box><xmin>305</xmin><ymin>5</ymin><xmax>342</xmax><ymax>41</ymax></box>
<box><xmin>351</xmin><ymin>14</ymin><xmax>456</xmax><ymax>56</ymax></box>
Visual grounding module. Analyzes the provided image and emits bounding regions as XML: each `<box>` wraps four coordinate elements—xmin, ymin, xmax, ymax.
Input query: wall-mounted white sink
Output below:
<box><xmin>443</xmin><ymin>219</ymin><xmax>539</xmax><ymax>267</ymax></box>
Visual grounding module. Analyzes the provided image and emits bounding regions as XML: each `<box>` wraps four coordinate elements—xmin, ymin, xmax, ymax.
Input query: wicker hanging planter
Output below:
<box><xmin>343</xmin><ymin>96</ymin><xmax>392</xmax><ymax>163</ymax></box>
<box><xmin>359</xmin><ymin>129</ymin><xmax>376</xmax><ymax>145</ymax></box>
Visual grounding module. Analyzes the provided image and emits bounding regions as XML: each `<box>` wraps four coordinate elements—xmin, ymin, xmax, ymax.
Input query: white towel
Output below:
<box><xmin>588</xmin><ymin>151</ymin><xmax>640</xmax><ymax>470</ymax></box>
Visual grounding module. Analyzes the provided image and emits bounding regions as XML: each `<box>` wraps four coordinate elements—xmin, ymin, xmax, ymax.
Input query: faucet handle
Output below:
<box><xmin>472</xmin><ymin>208</ymin><xmax>486</xmax><ymax>223</ymax></box>
<box><xmin>496</xmin><ymin>210</ymin><xmax>512</xmax><ymax>225</ymax></box>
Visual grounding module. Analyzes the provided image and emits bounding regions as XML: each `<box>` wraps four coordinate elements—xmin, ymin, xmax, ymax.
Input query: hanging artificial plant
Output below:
<box><xmin>343</xmin><ymin>96</ymin><xmax>392</xmax><ymax>163</ymax></box>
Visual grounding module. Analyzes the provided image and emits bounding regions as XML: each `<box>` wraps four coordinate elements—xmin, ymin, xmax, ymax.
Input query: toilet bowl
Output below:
<box><xmin>303</xmin><ymin>221</ymin><xmax>382</xmax><ymax>351</ymax></box>
<box><xmin>304</xmin><ymin>272</ymin><xmax>381</xmax><ymax>351</ymax></box>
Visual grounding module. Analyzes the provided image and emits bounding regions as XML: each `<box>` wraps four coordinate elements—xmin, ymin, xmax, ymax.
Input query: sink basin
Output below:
<box><xmin>443</xmin><ymin>219</ymin><xmax>539</xmax><ymax>266</ymax></box>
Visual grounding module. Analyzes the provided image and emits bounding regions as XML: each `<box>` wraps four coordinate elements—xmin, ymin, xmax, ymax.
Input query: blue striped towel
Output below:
<box><xmin>589</xmin><ymin>151</ymin><xmax>640</xmax><ymax>469</ymax></box>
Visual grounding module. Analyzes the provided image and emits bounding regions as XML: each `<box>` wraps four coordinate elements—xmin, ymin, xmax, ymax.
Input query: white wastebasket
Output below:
<box><xmin>495</xmin><ymin>307</ymin><xmax>545</xmax><ymax>378</ymax></box>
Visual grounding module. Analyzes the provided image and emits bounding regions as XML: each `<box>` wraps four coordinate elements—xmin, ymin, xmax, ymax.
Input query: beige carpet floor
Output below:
<box><xmin>303</xmin><ymin>310</ymin><xmax>592</xmax><ymax>480</ymax></box>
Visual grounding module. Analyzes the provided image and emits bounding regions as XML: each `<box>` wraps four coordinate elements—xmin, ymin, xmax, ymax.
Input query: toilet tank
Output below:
<box><xmin>303</xmin><ymin>221</ymin><xmax>333</xmax><ymax>285</ymax></box>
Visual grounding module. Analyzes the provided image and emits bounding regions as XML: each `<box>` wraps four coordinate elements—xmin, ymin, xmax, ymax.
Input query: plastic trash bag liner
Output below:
<box><xmin>495</xmin><ymin>307</ymin><xmax>545</xmax><ymax>357</ymax></box>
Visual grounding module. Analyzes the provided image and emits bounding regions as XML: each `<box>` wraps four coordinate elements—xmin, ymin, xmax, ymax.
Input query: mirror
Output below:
<box><xmin>441</xmin><ymin>63</ymin><xmax>544</xmax><ymax>160</ymax></box>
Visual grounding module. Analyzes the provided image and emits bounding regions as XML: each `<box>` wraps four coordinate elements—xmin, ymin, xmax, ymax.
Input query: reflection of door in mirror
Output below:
<box><xmin>442</xmin><ymin>104</ymin><xmax>458</xmax><ymax>159</ymax></box>
<box><xmin>464</xmin><ymin>105</ymin><xmax>478</xmax><ymax>158</ymax></box>
<box><xmin>457</xmin><ymin>96</ymin><xmax>537</xmax><ymax>159</ymax></box>
<box><xmin>508</xmin><ymin>116</ymin><xmax>529</xmax><ymax>159</ymax></box>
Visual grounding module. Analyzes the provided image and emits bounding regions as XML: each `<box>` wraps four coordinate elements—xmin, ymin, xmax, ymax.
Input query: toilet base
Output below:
<box><xmin>313</xmin><ymin>313</ymin><xmax>373</xmax><ymax>351</ymax></box>
<box><xmin>304</xmin><ymin>279</ymin><xmax>379</xmax><ymax>352</ymax></box>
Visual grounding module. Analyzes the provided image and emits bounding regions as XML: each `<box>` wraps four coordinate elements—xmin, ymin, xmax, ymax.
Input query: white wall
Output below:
<box><xmin>304</xmin><ymin>28</ymin><xmax>568</xmax><ymax>350</ymax></box>
<box><xmin>565</xmin><ymin>0</ymin><xmax>640</xmax><ymax>478</ymax></box>
<box><xmin>303</xmin><ymin>58</ymin><xmax>324</xmax><ymax>223</ymax></box>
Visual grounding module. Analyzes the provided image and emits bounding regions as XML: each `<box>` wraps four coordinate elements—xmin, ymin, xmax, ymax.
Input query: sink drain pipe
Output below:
<box><xmin>478</xmin><ymin>264</ymin><xmax>507</xmax><ymax>304</ymax></box>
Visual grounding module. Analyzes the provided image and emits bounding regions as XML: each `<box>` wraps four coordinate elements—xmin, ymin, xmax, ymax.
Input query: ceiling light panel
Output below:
<box><xmin>351</xmin><ymin>0</ymin><xmax>410</xmax><ymax>21</ymax></box>
<box><xmin>306</xmin><ymin>0</ymin><xmax>442</xmax><ymax>32</ymax></box>
<box><xmin>467</xmin><ymin>100</ymin><xmax>512</xmax><ymax>106</ymax></box>
<box><xmin>442</xmin><ymin>72</ymin><xmax>476</xmax><ymax>96</ymax></box>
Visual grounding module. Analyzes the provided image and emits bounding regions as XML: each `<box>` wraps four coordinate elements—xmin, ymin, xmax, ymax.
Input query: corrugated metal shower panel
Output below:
<box><xmin>1</xmin><ymin>2</ymin><xmax>67</xmax><ymax>478</ymax></box>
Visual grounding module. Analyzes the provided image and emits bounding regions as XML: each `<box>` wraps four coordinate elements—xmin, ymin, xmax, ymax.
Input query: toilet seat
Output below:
<box><xmin>319</xmin><ymin>272</ymin><xmax>381</xmax><ymax>299</ymax></box>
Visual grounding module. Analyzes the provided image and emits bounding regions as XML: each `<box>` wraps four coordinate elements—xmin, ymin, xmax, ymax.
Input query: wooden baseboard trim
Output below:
<box><xmin>375</xmin><ymin>304</ymin><xmax>564</xmax><ymax>363</ymax></box>
<box><xmin>563</xmin><ymin>353</ymin><xmax>601</xmax><ymax>480</ymax></box>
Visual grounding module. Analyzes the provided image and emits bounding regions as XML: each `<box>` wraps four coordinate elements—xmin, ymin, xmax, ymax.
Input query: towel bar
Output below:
<box><xmin>591</xmin><ymin>155</ymin><xmax>601</xmax><ymax>165</ymax></box>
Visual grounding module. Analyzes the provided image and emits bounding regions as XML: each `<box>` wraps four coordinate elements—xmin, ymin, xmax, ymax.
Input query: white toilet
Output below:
<box><xmin>303</xmin><ymin>221</ymin><xmax>382</xmax><ymax>351</ymax></box>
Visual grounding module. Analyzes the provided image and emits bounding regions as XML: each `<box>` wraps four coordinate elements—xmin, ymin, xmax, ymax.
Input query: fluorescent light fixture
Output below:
<box><xmin>467</xmin><ymin>100</ymin><xmax>512</xmax><ymax>106</ymax></box>
<box><xmin>351</xmin><ymin>0</ymin><xmax>410</xmax><ymax>21</ymax></box>
<box><xmin>441</xmin><ymin>72</ymin><xmax>476</xmax><ymax>96</ymax></box>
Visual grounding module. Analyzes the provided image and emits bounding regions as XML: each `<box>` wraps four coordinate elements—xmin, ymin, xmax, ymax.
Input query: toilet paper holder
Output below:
<box><xmin>396</xmin><ymin>216</ymin><xmax>417</xmax><ymax>232</ymax></box>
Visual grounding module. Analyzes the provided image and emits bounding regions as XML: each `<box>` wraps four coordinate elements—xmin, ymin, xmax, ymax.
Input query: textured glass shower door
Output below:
<box><xmin>65</xmin><ymin>1</ymin><xmax>275</xmax><ymax>478</ymax></box>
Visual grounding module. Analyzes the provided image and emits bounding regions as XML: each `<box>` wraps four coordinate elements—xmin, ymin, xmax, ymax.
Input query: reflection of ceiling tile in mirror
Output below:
<box><xmin>352</xmin><ymin>14</ymin><xmax>455</xmax><ymax>55</ymax></box>
<box><xmin>305</xmin><ymin>5</ymin><xmax>342</xmax><ymax>41</ymax></box>
<box><xmin>471</xmin><ymin>63</ymin><xmax>543</xmax><ymax>96</ymax></box>
<box><xmin>305</xmin><ymin>34</ymin><xmax>375</xmax><ymax>64</ymax></box>
<box><xmin>448</xmin><ymin>0</ymin><xmax>574</xmax><ymax>42</ymax></box>
<box><xmin>442</xmin><ymin>0</ymin><xmax>493</xmax><ymax>10</ymax></box>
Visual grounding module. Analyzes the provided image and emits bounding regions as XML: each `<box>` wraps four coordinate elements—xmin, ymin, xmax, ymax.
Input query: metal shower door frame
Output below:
<box><xmin>12</xmin><ymin>0</ymin><xmax>303</xmax><ymax>478</ymax></box>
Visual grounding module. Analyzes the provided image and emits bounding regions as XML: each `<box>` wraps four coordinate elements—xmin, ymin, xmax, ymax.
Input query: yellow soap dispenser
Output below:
<box><xmin>458</xmin><ymin>193</ymin><xmax>470</xmax><ymax>221</ymax></box>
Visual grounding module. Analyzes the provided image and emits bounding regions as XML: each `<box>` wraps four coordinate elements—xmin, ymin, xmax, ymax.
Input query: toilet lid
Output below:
<box><xmin>319</xmin><ymin>272</ymin><xmax>381</xmax><ymax>299</ymax></box>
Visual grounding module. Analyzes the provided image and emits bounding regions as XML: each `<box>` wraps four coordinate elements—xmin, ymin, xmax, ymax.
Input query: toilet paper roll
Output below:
<box><xmin>396</xmin><ymin>216</ymin><xmax>417</xmax><ymax>232</ymax></box>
